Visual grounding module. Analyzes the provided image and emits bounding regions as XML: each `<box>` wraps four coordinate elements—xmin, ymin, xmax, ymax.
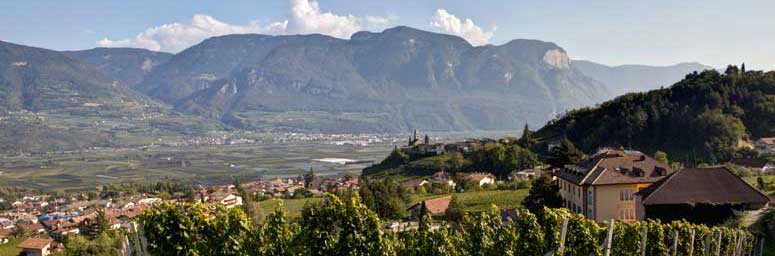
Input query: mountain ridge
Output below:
<box><xmin>135</xmin><ymin>26</ymin><xmax>610</xmax><ymax>132</ymax></box>
<box><xmin>572</xmin><ymin>60</ymin><xmax>714</xmax><ymax>96</ymax></box>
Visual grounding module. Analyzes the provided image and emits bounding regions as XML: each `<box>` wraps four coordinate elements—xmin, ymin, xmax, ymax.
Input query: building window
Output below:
<box><xmin>619</xmin><ymin>189</ymin><xmax>634</xmax><ymax>201</ymax></box>
<box><xmin>619</xmin><ymin>208</ymin><xmax>635</xmax><ymax>220</ymax></box>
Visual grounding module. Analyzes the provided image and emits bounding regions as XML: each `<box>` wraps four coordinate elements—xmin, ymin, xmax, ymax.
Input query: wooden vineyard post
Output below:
<box><xmin>759</xmin><ymin>236</ymin><xmax>765</xmax><ymax>256</ymax></box>
<box><xmin>602</xmin><ymin>220</ymin><xmax>614</xmax><ymax>256</ymax></box>
<box><xmin>556</xmin><ymin>217</ymin><xmax>569</xmax><ymax>256</ymax></box>
<box><xmin>732</xmin><ymin>232</ymin><xmax>739</xmax><ymax>256</ymax></box>
<box><xmin>717</xmin><ymin>231</ymin><xmax>723</xmax><ymax>256</ymax></box>
<box><xmin>672</xmin><ymin>229</ymin><xmax>679</xmax><ymax>256</ymax></box>
<box><xmin>688</xmin><ymin>229</ymin><xmax>695</xmax><ymax>256</ymax></box>
<box><xmin>704</xmin><ymin>231</ymin><xmax>712</xmax><ymax>255</ymax></box>
<box><xmin>641</xmin><ymin>225</ymin><xmax>648</xmax><ymax>256</ymax></box>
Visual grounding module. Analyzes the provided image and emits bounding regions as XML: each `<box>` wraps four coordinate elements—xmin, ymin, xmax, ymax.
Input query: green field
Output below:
<box><xmin>0</xmin><ymin>237</ymin><xmax>24</xmax><ymax>256</ymax></box>
<box><xmin>412</xmin><ymin>189</ymin><xmax>529</xmax><ymax>212</ymax></box>
<box><xmin>257</xmin><ymin>189</ymin><xmax>529</xmax><ymax>221</ymax></box>
<box><xmin>258</xmin><ymin>198</ymin><xmax>325</xmax><ymax>220</ymax></box>
<box><xmin>743</xmin><ymin>175</ymin><xmax>775</xmax><ymax>195</ymax></box>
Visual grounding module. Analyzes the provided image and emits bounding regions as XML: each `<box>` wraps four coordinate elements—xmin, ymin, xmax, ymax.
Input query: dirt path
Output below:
<box><xmin>744</xmin><ymin>207</ymin><xmax>769</xmax><ymax>226</ymax></box>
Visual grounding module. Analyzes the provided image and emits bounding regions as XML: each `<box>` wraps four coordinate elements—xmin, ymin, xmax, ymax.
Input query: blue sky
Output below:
<box><xmin>1</xmin><ymin>0</ymin><xmax>774</xmax><ymax>69</ymax></box>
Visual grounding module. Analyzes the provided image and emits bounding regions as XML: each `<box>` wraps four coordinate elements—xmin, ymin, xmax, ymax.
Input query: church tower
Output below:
<box><xmin>409</xmin><ymin>128</ymin><xmax>423</xmax><ymax>146</ymax></box>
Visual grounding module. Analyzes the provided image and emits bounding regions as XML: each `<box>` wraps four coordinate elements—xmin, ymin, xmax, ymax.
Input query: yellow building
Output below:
<box><xmin>555</xmin><ymin>149</ymin><xmax>672</xmax><ymax>222</ymax></box>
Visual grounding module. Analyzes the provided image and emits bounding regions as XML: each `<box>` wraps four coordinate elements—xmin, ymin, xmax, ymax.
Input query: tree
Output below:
<box><xmin>546</xmin><ymin>138</ymin><xmax>585</xmax><ymax>169</ymax></box>
<box><xmin>654</xmin><ymin>150</ymin><xmax>668</xmax><ymax>164</ymax></box>
<box><xmin>12</xmin><ymin>223</ymin><xmax>28</xmax><ymax>238</ymax></box>
<box><xmin>757</xmin><ymin>177</ymin><xmax>767</xmax><ymax>190</ymax></box>
<box><xmin>418</xmin><ymin>201</ymin><xmax>428</xmax><ymax>220</ymax></box>
<box><xmin>522</xmin><ymin>175</ymin><xmax>562</xmax><ymax>217</ymax></box>
<box><xmin>93</xmin><ymin>208</ymin><xmax>111</xmax><ymax>236</ymax></box>
<box><xmin>385</xmin><ymin>147</ymin><xmax>410</xmax><ymax>166</ymax></box>
<box><xmin>470</xmin><ymin>143</ymin><xmax>507</xmax><ymax>176</ymax></box>
<box><xmin>444</xmin><ymin>195</ymin><xmax>464</xmax><ymax>223</ymax></box>
<box><xmin>518</xmin><ymin>123</ymin><xmax>537</xmax><ymax>148</ymax></box>
<box><xmin>505</xmin><ymin>144</ymin><xmax>540</xmax><ymax>171</ymax></box>
<box><xmin>359</xmin><ymin>177</ymin><xmax>410</xmax><ymax>219</ymax></box>
<box><xmin>303</xmin><ymin>168</ymin><xmax>317</xmax><ymax>188</ymax></box>
<box><xmin>447</xmin><ymin>152</ymin><xmax>465</xmax><ymax>172</ymax></box>
<box><xmin>258</xmin><ymin>202</ymin><xmax>297</xmax><ymax>255</ymax></box>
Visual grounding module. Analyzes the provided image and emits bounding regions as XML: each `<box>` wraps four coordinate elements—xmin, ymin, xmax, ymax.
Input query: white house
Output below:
<box><xmin>755</xmin><ymin>138</ymin><xmax>775</xmax><ymax>154</ymax></box>
<box><xmin>468</xmin><ymin>173</ymin><xmax>496</xmax><ymax>187</ymax></box>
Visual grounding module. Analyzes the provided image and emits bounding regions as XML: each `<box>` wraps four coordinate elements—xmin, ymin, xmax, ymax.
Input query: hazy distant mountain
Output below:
<box><xmin>0</xmin><ymin>41</ymin><xmax>217</xmax><ymax>153</ymax></box>
<box><xmin>0</xmin><ymin>41</ymin><xmax>141</xmax><ymax>111</ymax></box>
<box><xmin>572</xmin><ymin>60</ymin><xmax>713</xmax><ymax>96</ymax></box>
<box><xmin>143</xmin><ymin>26</ymin><xmax>610</xmax><ymax>132</ymax></box>
<box><xmin>65</xmin><ymin>47</ymin><xmax>172</xmax><ymax>88</ymax></box>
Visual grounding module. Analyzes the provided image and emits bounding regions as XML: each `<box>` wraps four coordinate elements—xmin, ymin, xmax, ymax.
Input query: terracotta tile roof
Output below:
<box><xmin>758</xmin><ymin>138</ymin><xmax>775</xmax><ymax>145</ymax></box>
<box><xmin>555</xmin><ymin>149</ymin><xmax>672</xmax><ymax>185</ymax></box>
<box><xmin>410</xmin><ymin>196</ymin><xmax>451</xmax><ymax>215</ymax></box>
<box><xmin>28</xmin><ymin>223</ymin><xmax>45</xmax><ymax>232</ymax></box>
<box><xmin>17</xmin><ymin>237</ymin><xmax>53</xmax><ymax>249</ymax></box>
<box><xmin>468</xmin><ymin>173</ymin><xmax>494</xmax><ymax>182</ymax></box>
<box><xmin>637</xmin><ymin>167</ymin><xmax>771</xmax><ymax>205</ymax></box>
<box><xmin>0</xmin><ymin>228</ymin><xmax>12</xmax><ymax>238</ymax></box>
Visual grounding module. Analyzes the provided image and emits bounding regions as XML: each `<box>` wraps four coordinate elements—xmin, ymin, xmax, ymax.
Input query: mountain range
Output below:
<box><xmin>0</xmin><ymin>26</ymin><xmax>714</xmax><ymax>151</ymax></box>
<box><xmin>572</xmin><ymin>60</ymin><xmax>713</xmax><ymax>96</ymax></box>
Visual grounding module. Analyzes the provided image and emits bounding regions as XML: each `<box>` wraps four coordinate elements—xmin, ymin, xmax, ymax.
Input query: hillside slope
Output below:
<box><xmin>0</xmin><ymin>41</ymin><xmax>219</xmax><ymax>153</ymax></box>
<box><xmin>65</xmin><ymin>47</ymin><xmax>172</xmax><ymax>88</ymax></box>
<box><xmin>536</xmin><ymin>67</ymin><xmax>775</xmax><ymax>163</ymax></box>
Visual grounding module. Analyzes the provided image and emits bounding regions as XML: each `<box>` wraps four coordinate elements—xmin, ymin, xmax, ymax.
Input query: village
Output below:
<box><xmin>2</xmin><ymin>130</ymin><xmax>775</xmax><ymax>255</ymax></box>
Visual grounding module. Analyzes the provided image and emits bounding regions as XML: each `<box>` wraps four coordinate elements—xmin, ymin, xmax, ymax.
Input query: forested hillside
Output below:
<box><xmin>536</xmin><ymin>65</ymin><xmax>775</xmax><ymax>164</ymax></box>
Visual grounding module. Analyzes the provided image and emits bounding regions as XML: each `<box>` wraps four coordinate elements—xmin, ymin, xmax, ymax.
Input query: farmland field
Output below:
<box><xmin>0</xmin><ymin>130</ymin><xmax>514</xmax><ymax>192</ymax></box>
<box><xmin>0</xmin><ymin>141</ymin><xmax>394</xmax><ymax>192</ymax></box>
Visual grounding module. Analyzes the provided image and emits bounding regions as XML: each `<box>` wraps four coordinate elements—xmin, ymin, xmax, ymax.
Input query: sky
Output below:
<box><xmin>1</xmin><ymin>0</ymin><xmax>774</xmax><ymax>69</ymax></box>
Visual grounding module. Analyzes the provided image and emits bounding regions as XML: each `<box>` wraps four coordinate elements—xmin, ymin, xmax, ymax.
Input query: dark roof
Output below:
<box><xmin>637</xmin><ymin>167</ymin><xmax>770</xmax><ymax>205</ymax></box>
<box><xmin>555</xmin><ymin>149</ymin><xmax>671</xmax><ymax>185</ymax></box>
<box><xmin>732</xmin><ymin>158</ymin><xmax>771</xmax><ymax>169</ymax></box>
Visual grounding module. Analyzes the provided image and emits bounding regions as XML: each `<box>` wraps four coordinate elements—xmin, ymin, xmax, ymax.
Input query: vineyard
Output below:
<box><xmin>130</xmin><ymin>193</ymin><xmax>763</xmax><ymax>256</ymax></box>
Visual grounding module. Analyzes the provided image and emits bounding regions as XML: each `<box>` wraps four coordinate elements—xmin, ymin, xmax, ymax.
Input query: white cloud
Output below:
<box><xmin>97</xmin><ymin>0</ymin><xmax>389</xmax><ymax>52</ymax></box>
<box><xmin>97</xmin><ymin>38</ymin><xmax>130</xmax><ymax>48</ymax></box>
<box><xmin>363</xmin><ymin>14</ymin><xmax>398</xmax><ymax>30</ymax></box>
<box><xmin>97</xmin><ymin>14</ymin><xmax>286</xmax><ymax>52</ymax></box>
<box><xmin>286</xmin><ymin>0</ymin><xmax>360</xmax><ymax>38</ymax></box>
<box><xmin>430</xmin><ymin>9</ymin><xmax>495</xmax><ymax>46</ymax></box>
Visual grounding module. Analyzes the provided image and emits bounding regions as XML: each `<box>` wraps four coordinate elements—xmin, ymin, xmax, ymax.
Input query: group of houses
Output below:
<box><xmin>403</xmin><ymin>143</ymin><xmax>771</xmax><ymax>226</ymax></box>
<box><xmin>241</xmin><ymin>175</ymin><xmax>361</xmax><ymax>199</ymax></box>
<box><xmin>0</xmin><ymin>196</ymin><xmax>160</xmax><ymax>256</ymax></box>
<box><xmin>404</xmin><ymin>128</ymin><xmax>495</xmax><ymax>156</ymax></box>
<box><xmin>402</xmin><ymin>171</ymin><xmax>496</xmax><ymax>193</ymax></box>
<box><xmin>554</xmin><ymin>148</ymin><xmax>770</xmax><ymax>224</ymax></box>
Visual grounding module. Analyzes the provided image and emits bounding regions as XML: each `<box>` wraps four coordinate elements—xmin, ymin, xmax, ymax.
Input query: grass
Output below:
<box><xmin>254</xmin><ymin>189</ymin><xmax>529</xmax><ymax>221</ymax></box>
<box><xmin>412</xmin><ymin>189</ymin><xmax>530</xmax><ymax>212</ymax></box>
<box><xmin>0</xmin><ymin>236</ymin><xmax>24</xmax><ymax>256</ymax></box>
<box><xmin>257</xmin><ymin>197</ymin><xmax>325</xmax><ymax>220</ymax></box>
<box><xmin>743</xmin><ymin>175</ymin><xmax>775</xmax><ymax>195</ymax></box>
